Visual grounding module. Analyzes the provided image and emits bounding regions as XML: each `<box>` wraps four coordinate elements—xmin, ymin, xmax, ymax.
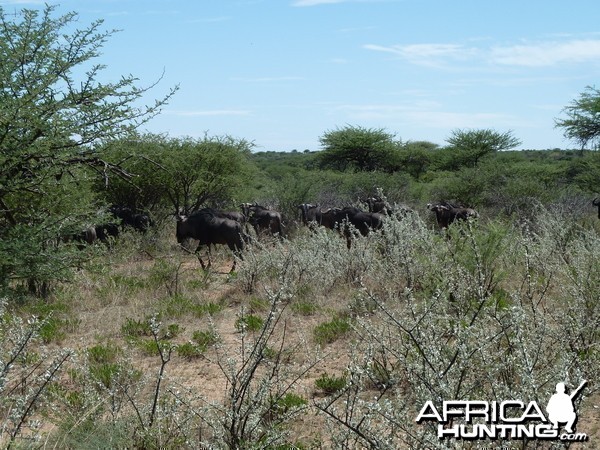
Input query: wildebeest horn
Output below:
<box><xmin>593</xmin><ymin>197</ymin><xmax>600</xmax><ymax>206</ymax></box>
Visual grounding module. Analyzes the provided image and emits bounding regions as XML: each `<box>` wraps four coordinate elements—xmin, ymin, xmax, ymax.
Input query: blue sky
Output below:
<box><xmin>3</xmin><ymin>0</ymin><xmax>600</xmax><ymax>151</ymax></box>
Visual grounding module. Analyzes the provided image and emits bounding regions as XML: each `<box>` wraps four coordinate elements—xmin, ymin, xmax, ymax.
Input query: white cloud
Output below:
<box><xmin>364</xmin><ymin>38</ymin><xmax>600</xmax><ymax>69</ymax></box>
<box><xmin>363</xmin><ymin>43</ymin><xmax>476</xmax><ymax>67</ymax></box>
<box><xmin>331</xmin><ymin>103</ymin><xmax>520</xmax><ymax>129</ymax></box>
<box><xmin>165</xmin><ymin>110</ymin><xmax>251</xmax><ymax>117</ymax></box>
<box><xmin>490</xmin><ymin>39</ymin><xmax>600</xmax><ymax>67</ymax></box>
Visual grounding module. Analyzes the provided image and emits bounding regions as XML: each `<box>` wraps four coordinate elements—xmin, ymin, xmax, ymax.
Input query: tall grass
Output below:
<box><xmin>0</xmin><ymin>208</ymin><xmax>598</xmax><ymax>448</ymax></box>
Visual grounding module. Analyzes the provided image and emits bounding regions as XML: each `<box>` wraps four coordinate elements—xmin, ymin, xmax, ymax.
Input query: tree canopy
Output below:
<box><xmin>317</xmin><ymin>125</ymin><xmax>399</xmax><ymax>172</ymax></box>
<box><xmin>0</xmin><ymin>5</ymin><xmax>175</xmax><ymax>295</ymax></box>
<box><xmin>438</xmin><ymin>128</ymin><xmax>522</xmax><ymax>170</ymax></box>
<box><xmin>555</xmin><ymin>85</ymin><xmax>600</xmax><ymax>150</ymax></box>
<box><xmin>98</xmin><ymin>134</ymin><xmax>256</xmax><ymax>215</ymax></box>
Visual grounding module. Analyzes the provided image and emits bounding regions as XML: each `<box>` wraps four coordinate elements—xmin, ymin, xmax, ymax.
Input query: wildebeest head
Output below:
<box><xmin>175</xmin><ymin>215</ymin><xmax>188</xmax><ymax>244</ymax></box>
<box><xmin>363</xmin><ymin>196</ymin><xmax>391</xmax><ymax>215</ymax></box>
<box><xmin>297</xmin><ymin>203</ymin><xmax>318</xmax><ymax>224</ymax></box>
<box><xmin>243</xmin><ymin>203</ymin><xmax>283</xmax><ymax>236</ymax></box>
<box><xmin>593</xmin><ymin>197</ymin><xmax>600</xmax><ymax>219</ymax></box>
<box><xmin>427</xmin><ymin>201</ymin><xmax>478</xmax><ymax>228</ymax></box>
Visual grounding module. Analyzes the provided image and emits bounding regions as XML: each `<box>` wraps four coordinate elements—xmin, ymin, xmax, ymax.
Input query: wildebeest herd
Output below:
<box><xmin>75</xmin><ymin>197</ymin><xmax>600</xmax><ymax>272</ymax></box>
<box><xmin>69</xmin><ymin>205</ymin><xmax>152</xmax><ymax>248</ymax></box>
<box><xmin>175</xmin><ymin>197</ymin><xmax>479</xmax><ymax>272</ymax></box>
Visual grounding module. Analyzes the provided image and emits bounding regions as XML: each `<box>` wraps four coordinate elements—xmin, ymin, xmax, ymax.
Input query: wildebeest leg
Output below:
<box><xmin>195</xmin><ymin>243</ymin><xmax>208</xmax><ymax>270</ymax></box>
<box><xmin>206</xmin><ymin>244</ymin><xmax>213</xmax><ymax>269</ymax></box>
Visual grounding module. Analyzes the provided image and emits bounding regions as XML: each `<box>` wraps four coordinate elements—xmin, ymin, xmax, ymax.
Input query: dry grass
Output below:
<box><xmin>4</xmin><ymin>214</ymin><xmax>600</xmax><ymax>449</ymax></box>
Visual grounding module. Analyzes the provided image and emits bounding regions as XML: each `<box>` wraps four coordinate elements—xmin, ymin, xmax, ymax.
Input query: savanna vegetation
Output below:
<box><xmin>1</xmin><ymin>5</ymin><xmax>600</xmax><ymax>449</ymax></box>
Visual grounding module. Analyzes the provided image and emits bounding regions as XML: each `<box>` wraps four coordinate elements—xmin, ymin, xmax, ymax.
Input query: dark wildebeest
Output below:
<box><xmin>324</xmin><ymin>206</ymin><xmax>384</xmax><ymax>248</ymax></box>
<box><xmin>240</xmin><ymin>203</ymin><xmax>283</xmax><ymax>237</ymax></box>
<box><xmin>297</xmin><ymin>203</ymin><xmax>321</xmax><ymax>226</ymax></box>
<box><xmin>319</xmin><ymin>208</ymin><xmax>343</xmax><ymax>230</ymax></box>
<box><xmin>427</xmin><ymin>201</ymin><xmax>478</xmax><ymax>229</ymax></box>
<box><xmin>363</xmin><ymin>196</ymin><xmax>393</xmax><ymax>215</ymax></box>
<box><xmin>220</xmin><ymin>211</ymin><xmax>246</xmax><ymax>224</ymax></box>
<box><xmin>593</xmin><ymin>198</ymin><xmax>600</xmax><ymax>219</ymax></box>
<box><xmin>338</xmin><ymin>206</ymin><xmax>384</xmax><ymax>236</ymax></box>
<box><xmin>218</xmin><ymin>210</ymin><xmax>248</xmax><ymax>233</ymax></box>
<box><xmin>297</xmin><ymin>204</ymin><xmax>342</xmax><ymax>230</ymax></box>
<box><xmin>109</xmin><ymin>206</ymin><xmax>153</xmax><ymax>233</ymax></box>
<box><xmin>298</xmin><ymin>204</ymin><xmax>383</xmax><ymax>248</ymax></box>
<box><xmin>69</xmin><ymin>226</ymin><xmax>97</xmax><ymax>249</ymax></box>
<box><xmin>176</xmin><ymin>208</ymin><xmax>249</xmax><ymax>272</ymax></box>
<box><xmin>95</xmin><ymin>223</ymin><xmax>120</xmax><ymax>243</ymax></box>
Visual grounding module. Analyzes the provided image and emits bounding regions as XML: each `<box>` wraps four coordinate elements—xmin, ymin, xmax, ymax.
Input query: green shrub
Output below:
<box><xmin>121</xmin><ymin>317</ymin><xmax>152</xmax><ymax>339</ymax></box>
<box><xmin>159</xmin><ymin>294</ymin><xmax>194</xmax><ymax>318</ymax></box>
<box><xmin>23</xmin><ymin>300</ymin><xmax>75</xmax><ymax>344</ymax></box>
<box><xmin>192</xmin><ymin>302</ymin><xmax>223</xmax><ymax>317</ymax></box>
<box><xmin>88</xmin><ymin>342</ymin><xmax>122</xmax><ymax>364</ymax></box>
<box><xmin>192</xmin><ymin>330</ymin><xmax>219</xmax><ymax>349</ymax></box>
<box><xmin>315</xmin><ymin>372</ymin><xmax>347</xmax><ymax>394</ymax></box>
<box><xmin>86</xmin><ymin>343</ymin><xmax>140</xmax><ymax>389</ymax></box>
<box><xmin>164</xmin><ymin>323</ymin><xmax>183</xmax><ymax>339</ymax></box>
<box><xmin>177</xmin><ymin>342</ymin><xmax>205</xmax><ymax>359</ymax></box>
<box><xmin>135</xmin><ymin>338</ymin><xmax>172</xmax><ymax>357</ymax></box>
<box><xmin>291</xmin><ymin>300</ymin><xmax>318</xmax><ymax>316</ymax></box>
<box><xmin>235</xmin><ymin>314</ymin><xmax>264</xmax><ymax>333</ymax></box>
<box><xmin>313</xmin><ymin>316</ymin><xmax>351</xmax><ymax>346</ymax></box>
<box><xmin>266</xmin><ymin>393</ymin><xmax>308</xmax><ymax>422</ymax></box>
<box><xmin>249</xmin><ymin>296</ymin><xmax>270</xmax><ymax>312</ymax></box>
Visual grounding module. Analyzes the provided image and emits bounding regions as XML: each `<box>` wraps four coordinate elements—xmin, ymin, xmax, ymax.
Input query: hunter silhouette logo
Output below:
<box><xmin>415</xmin><ymin>380</ymin><xmax>589</xmax><ymax>442</ymax></box>
<box><xmin>546</xmin><ymin>380</ymin><xmax>587</xmax><ymax>434</ymax></box>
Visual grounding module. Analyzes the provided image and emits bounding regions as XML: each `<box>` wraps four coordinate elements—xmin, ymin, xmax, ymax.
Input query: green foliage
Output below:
<box><xmin>235</xmin><ymin>313</ymin><xmax>264</xmax><ymax>333</ymax></box>
<box><xmin>556</xmin><ymin>85</ymin><xmax>600</xmax><ymax>150</ymax></box>
<box><xmin>291</xmin><ymin>300</ymin><xmax>318</xmax><ymax>316</ymax></box>
<box><xmin>192</xmin><ymin>330</ymin><xmax>219</xmax><ymax>348</ymax></box>
<box><xmin>192</xmin><ymin>301</ymin><xmax>223</xmax><ymax>317</ymax></box>
<box><xmin>23</xmin><ymin>300</ymin><xmax>76</xmax><ymax>344</ymax></box>
<box><xmin>313</xmin><ymin>316</ymin><xmax>351</xmax><ymax>346</ymax></box>
<box><xmin>0</xmin><ymin>5</ymin><xmax>175</xmax><ymax>296</ymax></box>
<box><xmin>148</xmin><ymin>259</ymin><xmax>184</xmax><ymax>297</ymax></box>
<box><xmin>446</xmin><ymin>128</ymin><xmax>522</xmax><ymax>153</ymax></box>
<box><xmin>314</xmin><ymin>372</ymin><xmax>347</xmax><ymax>394</ymax></box>
<box><xmin>317</xmin><ymin>125</ymin><xmax>399</xmax><ymax>172</ymax></box>
<box><xmin>395</xmin><ymin>141</ymin><xmax>437</xmax><ymax>179</ymax></box>
<box><xmin>178</xmin><ymin>329</ymin><xmax>219</xmax><ymax>358</ymax></box>
<box><xmin>98</xmin><ymin>134</ymin><xmax>256</xmax><ymax>214</ymax></box>
<box><xmin>567</xmin><ymin>149</ymin><xmax>600</xmax><ymax>193</ymax></box>
<box><xmin>249</xmin><ymin>296</ymin><xmax>270</xmax><ymax>312</ymax></box>
<box><xmin>435</xmin><ymin>128</ymin><xmax>521</xmax><ymax>171</ymax></box>
<box><xmin>86</xmin><ymin>342</ymin><xmax>136</xmax><ymax>389</ymax></box>
<box><xmin>177</xmin><ymin>342</ymin><xmax>205</xmax><ymax>359</ymax></box>
<box><xmin>121</xmin><ymin>317</ymin><xmax>153</xmax><ymax>339</ymax></box>
<box><xmin>271</xmin><ymin>393</ymin><xmax>307</xmax><ymax>417</ymax></box>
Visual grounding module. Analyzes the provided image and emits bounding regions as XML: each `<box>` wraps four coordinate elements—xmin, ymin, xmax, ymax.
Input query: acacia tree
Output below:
<box><xmin>0</xmin><ymin>6</ymin><xmax>176</xmax><ymax>295</ymax></box>
<box><xmin>555</xmin><ymin>85</ymin><xmax>600</xmax><ymax>150</ymax></box>
<box><xmin>439</xmin><ymin>128</ymin><xmax>521</xmax><ymax>169</ymax></box>
<box><xmin>98</xmin><ymin>134</ymin><xmax>255</xmax><ymax>216</ymax></box>
<box><xmin>318</xmin><ymin>125</ymin><xmax>399</xmax><ymax>172</ymax></box>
